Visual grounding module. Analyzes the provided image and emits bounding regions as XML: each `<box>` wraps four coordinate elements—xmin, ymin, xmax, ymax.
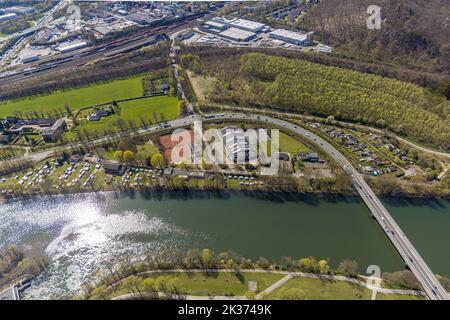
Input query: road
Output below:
<box><xmin>1</xmin><ymin>112</ymin><xmax>447</xmax><ymax>300</ymax></box>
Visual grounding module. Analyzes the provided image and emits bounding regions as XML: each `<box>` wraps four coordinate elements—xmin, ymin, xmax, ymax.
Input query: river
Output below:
<box><xmin>0</xmin><ymin>191</ymin><xmax>448</xmax><ymax>299</ymax></box>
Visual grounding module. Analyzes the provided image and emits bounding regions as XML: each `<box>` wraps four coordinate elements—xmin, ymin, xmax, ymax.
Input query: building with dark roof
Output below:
<box><xmin>42</xmin><ymin>118</ymin><xmax>66</xmax><ymax>142</ymax></box>
<box><xmin>103</xmin><ymin>160</ymin><xmax>125</xmax><ymax>175</ymax></box>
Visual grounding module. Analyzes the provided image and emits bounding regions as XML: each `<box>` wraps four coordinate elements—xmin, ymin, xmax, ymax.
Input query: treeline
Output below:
<box><xmin>180</xmin><ymin>45</ymin><xmax>448</xmax><ymax>91</ymax></box>
<box><xmin>79</xmin><ymin>248</ymin><xmax>363</xmax><ymax>299</ymax></box>
<box><xmin>0</xmin><ymin>158</ymin><xmax>33</xmax><ymax>177</ymax></box>
<box><xmin>234</xmin><ymin>53</ymin><xmax>449</xmax><ymax>149</ymax></box>
<box><xmin>0</xmin><ymin>43</ymin><xmax>170</xmax><ymax>101</ymax></box>
<box><xmin>0</xmin><ymin>244</ymin><xmax>47</xmax><ymax>286</ymax></box>
<box><xmin>81</xmin><ymin>248</ymin><xmax>450</xmax><ymax>299</ymax></box>
<box><xmin>367</xmin><ymin>174</ymin><xmax>450</xmax><ymax>199</ymax></box>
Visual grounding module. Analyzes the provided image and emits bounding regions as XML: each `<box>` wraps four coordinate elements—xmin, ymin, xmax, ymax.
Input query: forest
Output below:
<box><xmin>303</xmin><ymin>0</ymin><xmax>450</xmax><ymax>76</ymax></box>
<box><xmin>188</xmin><ymin>51</ymin><xmax>449</xmax><ymax>150</ymax></box>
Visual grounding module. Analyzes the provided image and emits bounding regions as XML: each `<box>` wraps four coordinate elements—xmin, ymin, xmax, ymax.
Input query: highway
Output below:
<box><xmin>1</xmin><ymin>112</ymin><xmax>447</xmax><ymax>300</ymax></box>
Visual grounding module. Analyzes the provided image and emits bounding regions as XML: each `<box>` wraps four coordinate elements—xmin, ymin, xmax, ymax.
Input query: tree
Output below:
<box><xmin>280</xmin><ymin>256</ymin><xmax>295</xmax><ymax>271</ymax></box>
<box><xmin>122</xmin><ymin>275</ymin><xmax>143</xmax><ymax>296</ymax></box>
<box><xmin>382</xmin><ymin>270</ymin><xmax>420</xmax><ymax>290</ymax></box>
<box><xmin>154</xmin><ymin>275</ymin><xmax>169</xmax><ymax>292</ymax></box>
<box><xmin>437</xmin><ymin>275</ymin><xmax>450</xmax><ymax>291</ymax></box>
<box><xmin>90</xmin><ymin>285</ymin><xmax>110</xmax><ymax>300</ymax></box>
<box><xmin>276</xmin><ymin>288</ymin><xmax>306</xmax><ymax>300</ymax></box>
<box><xmin>298</xmin><ymin>257</ymin><xmax>319</xmax><ymax>273</ymax></box>
<box><xmin>201</xmin><ymin>248</ymin><xmax>213</xmax><ymax>269</ymax></box>
<box><xmin>151</xmin><ymin>153</ymin><xmax>165</xmax><ymax>168</ymax></box>
<box><xmin>256</xmin><ymin>257</ymin><xmax>270</xmax><ymax>270</ymax></box>
<box><xmin>123</xmin><ymin>150</ymin><xmax>135</xmax><ymax>163</ymax></box>
<box><xmin>319</xmin><ymin>259</ymin><xmax>330</xmax><ymax>274</ymax></box>
<box><xmin>113</xmin><ymin>150</ymin><xmax>123</xmax><ymax>161</ymax></box>
<box><xmin>337</xmin><ymin>259</ymin><xmax>359</xmax><ymax>278</ymax></box>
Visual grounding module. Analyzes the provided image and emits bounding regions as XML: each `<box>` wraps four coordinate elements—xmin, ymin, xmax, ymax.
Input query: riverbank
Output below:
<box><xmin>2</xmin><ymin>191</ymin><xmax>448</xmax><ymax>299</ymax></box>
<box><xmin>2</xmin><ymin>182</ymin><xmax>449</xmax><ymax>205</ymax></box>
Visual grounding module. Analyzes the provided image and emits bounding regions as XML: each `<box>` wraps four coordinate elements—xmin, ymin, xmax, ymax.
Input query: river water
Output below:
<box><xmin>0</xmin><ymin>191</ymin><xmax>448</xmax><ymax>299</ymax></box>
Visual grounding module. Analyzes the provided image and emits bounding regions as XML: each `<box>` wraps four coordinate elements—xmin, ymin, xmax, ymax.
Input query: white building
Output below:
<box><xmin>228</xmin><ymin>18</ymin><xmax>265</xmax><ymax>33</ymax></box>
<box><xmin>204</xmin><ymin>20</ymin><xmax>227</xmax><ymax>32</ymax></box>
<box><xmin>0</xmin><ymin>13</ymin><xmax>17</xmax><ymax>22</ymax></box>
<box><xmin>269</xmin><ymin>29</ymin><xmax>310</xmax><ymax>46</ymax></box>
<box><xmin>56</xmin><ymin>41</ymin><xmax>88</xmax><ymax>53</ymax></box>
<box><xmin>219</xmin><ymin>27</ymin><xmax>256</xmax><ymax>42</ymax></box>
<box><xmin>21</xmin><ymin>55</ymin><xmax>39</xmax><ymax>64</ymax></box>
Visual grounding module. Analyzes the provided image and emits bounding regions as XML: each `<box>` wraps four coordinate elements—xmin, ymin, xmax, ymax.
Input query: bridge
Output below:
<box><xmin>210</xmin><ymin>112</ymin><xmax>449</xmax><ymax>300</ymax></box>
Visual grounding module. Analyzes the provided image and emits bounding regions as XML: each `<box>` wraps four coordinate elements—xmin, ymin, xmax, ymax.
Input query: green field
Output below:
<box><xmin>0</xmin><ymin>76</ymin><xmax>144</xmax><ymax>118</ymax></box>
<box><xmin>376</xmin><ymin>293</ymin><xmax>426</xmax><ymax>300</ymax></box>
<box><xmin>279</xmin><ymin>132</ymin><xmax>311</xmax><ymax>154</ymax></box>
<box><xmin>265</xmin><ymin>277</ymin><xmax>372</xmax><ymax>300</ymax></box>
<box><xmin>64</xmin><ymin>95</ymin><xmax>179</xmax><ymax>139</ymax></box>
<box><xmin>120</xmin><ymin>95</ymin><xmax>180</xmax><ymax>122</ymax></box>
<box><xmin>110</xmin><ymin>272</ymin><xmax>284</xmax><ymax>298</ymax></box>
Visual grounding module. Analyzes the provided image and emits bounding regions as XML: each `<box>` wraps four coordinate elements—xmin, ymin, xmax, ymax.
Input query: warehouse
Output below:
<box><xmin>228</xmin><ymin>18</ymin><xmax>265</xmax><ymax>33</ymax></box>
<box><xmin>219</xmin><ymin>27</ymin><xmax>256</xmax><ymax>42</ymax></box>
<box><xmin>203</xmin><ymin>20</ymin><xmax>227</xmax><ymax>32</ymax></box>
<box><xmin>269</xmin><ymin>29</ymin><xmax>310</xmax><ymax>46</ymax></box>
<box><xmin>56</xmin><ymin>41</ymin><xmax>88</xmax><ymax>53</ymax></box>
<box><xmin>0</xmin><ymin>13</ymin><xmax>17</xmax><ymax>22</ymax></box>
<box><xmin>21</xmin><ymin>55</ymin><xmax>39</xmax><ymax>64</ymax></box>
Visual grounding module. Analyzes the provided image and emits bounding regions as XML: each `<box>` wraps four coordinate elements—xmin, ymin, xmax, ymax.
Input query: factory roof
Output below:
<box><xmin>56</xmin><ymin>41</ymin><xmax>88</xmax><ymax>52</ymax></box>
<box><xmin>204</xmin><ymin>20</ymin><xmax>226</xmax><ymax>29</ymax></box>
<box><xmin>269</xmin><ymin>29</ymin><xmax>308</xmax><ymax>42</ymax></box>
<box><xmin>228</xmin><ymin>18</ymin><xmax>265</xmax><ymax>32</ymax></box>
<box><xmin>94</xmin><ymin>25</ymin><xmax>112</xmax><ymax>36</ymax></box>
<box><xmin>0</xmin><ymin>13</ymin><xmax>17</xmax><ymax>20</ymax></box>
<box><xmin>219</xmin><ymin>27</ymin><xmax>255</xmax><ymax>42</ymax></box>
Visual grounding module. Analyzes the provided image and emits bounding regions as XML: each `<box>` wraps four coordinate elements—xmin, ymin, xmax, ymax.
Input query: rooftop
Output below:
<box><xmin>219</xmin><ymin>27</ymin><xmax>255</xmax><ymax>41</ymax></box>
<box><xmin>269</xmin><ymin>29</ymin><xmax>308</xmax><ymax>42</ymax></box>
<box><xmin>228</xmin><ymin>18</ymin><xmax>265</xmax><ymax>31</ymax></box>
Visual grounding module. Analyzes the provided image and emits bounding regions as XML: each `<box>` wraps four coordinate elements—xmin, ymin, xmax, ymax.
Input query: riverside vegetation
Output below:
<box><xmin>78</xmin><ymin>248</ymin><xmax>450</xmax><ymax>300</ymax></box>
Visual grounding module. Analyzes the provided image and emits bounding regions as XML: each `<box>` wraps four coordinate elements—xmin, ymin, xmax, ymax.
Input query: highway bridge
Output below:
<box><xmin>213</xmin><ymin>112</ymin><xmax>449</xmax><ymax>300</ymax></box>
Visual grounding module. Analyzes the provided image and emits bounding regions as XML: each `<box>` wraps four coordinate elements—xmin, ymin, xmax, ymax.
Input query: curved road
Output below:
<box><xmin>1</xmin><ymin>112</ymin><xmax>448</xmax><ymax>300</ymax></box>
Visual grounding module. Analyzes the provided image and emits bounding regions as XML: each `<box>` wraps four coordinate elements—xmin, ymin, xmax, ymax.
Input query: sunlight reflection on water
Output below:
<box><xmin>0</xmin><ymin>193</ymin><xmax>191</xmax><ymax>300</ymax></box>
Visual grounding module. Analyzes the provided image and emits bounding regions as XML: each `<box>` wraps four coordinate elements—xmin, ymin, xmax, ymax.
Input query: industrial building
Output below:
<box><xmin>175</xmin><ymin>29</ymin><xmax>195</xmax><ymax>42</ymax></box>
<box><xmin>201</xmin><ymin>16</ymin><xmax>267</xmax><ymax>42</ymax></box>
<box><xmin>203</xmin><ymin>20</ymin><xmax>227</xmax><ymax>32</ymax></box>
<box><xmin>21</xmin><ymin>55</ymin><xmax>39</xmax><ymax>64</ymax></box>
<box><xmin>218</xmin><ymin>27</ymin><xmax>256</xmax><ymax>42</ymax></box>
<box><xmin>56</xmin><ymin>41</ymin><xmax>88</xmax><ymax>53</ymax></box>
<box><xmin>227</xmin><ymin>18</ymin><xmax>265</xmax><ymax>33</ymax></box>
<box><xmin>3</xmin><ymin>6</ymin><xmax>36</xmax><ymax>15</ymax></box>
<box><xmin>269</xmin><ymin>29</ymin><xmax>310</xmax><ymax>46</ymax></box>
<box><xmin>0</xmin><ymin>13</ymin><xmax>17</xmax><ymax>22</ymax></box>
<box><xmin>42</xmin><ymin>118</ymin><xmax>66</xmax><ymax>142</ymax></box>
